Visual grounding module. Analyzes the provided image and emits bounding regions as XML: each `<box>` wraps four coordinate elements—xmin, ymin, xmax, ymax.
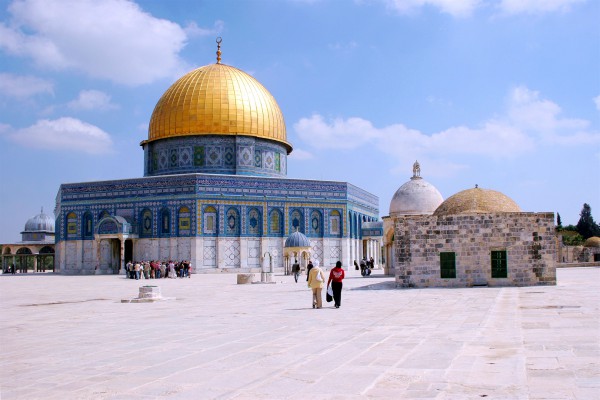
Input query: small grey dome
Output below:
<box><xmin>23</xmin><ymin>208</ymin><xmax>55</xmax><ymax>233</ymax></box>
<box><xmin>389</xmin><ymin>163</ymin><xmax>443</xmax><ymax>216</ymax></box>
<box><xmin>284</xmin><ymin>231</ymin><xmax>311</xmax><ymax>248</ymax></box>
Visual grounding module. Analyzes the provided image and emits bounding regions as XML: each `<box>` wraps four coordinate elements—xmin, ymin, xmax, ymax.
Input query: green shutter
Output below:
<box><xmin>440</xmin><ymin>252</ymin><xmax>456</xmax><ymax>279</ymax></box>
<box><xmin>491</xmin><ymin>250</ymin><xmax>507</xmax><ymax>278</ymax></box>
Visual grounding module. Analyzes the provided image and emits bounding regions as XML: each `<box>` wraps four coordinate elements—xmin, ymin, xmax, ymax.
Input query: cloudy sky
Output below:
<box><xmin>0</xmin><ymin>0</ymin><xmax>598</xmax><ymax>243</ymax></box>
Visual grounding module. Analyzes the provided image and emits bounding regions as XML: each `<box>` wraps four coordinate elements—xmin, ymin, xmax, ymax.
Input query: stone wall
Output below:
<box><xmin>394</xmin><ymin>212</ymin><xmax>556</xmax><ymax>288</ymax></box>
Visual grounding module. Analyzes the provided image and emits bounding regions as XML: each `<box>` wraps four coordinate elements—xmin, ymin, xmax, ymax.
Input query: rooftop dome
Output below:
<box><xmin>23</xmin><ymin>207</ymin><xmax>54</xmax><ymax>233</ymax></box>
<box><xmin>583</xmin><ymin>236</ymin><xmax>600</xmax><ymax>248</ymax></box>
<box><xmin>433</xmin><ymin>186</ymin><xmax>521</xmax><ymax>216</ymax></box>
<box><xmin>284</xmin><ymin>231</ymin><xmax>311</xmax><ymax>248</ymax></box>
<box><xmin>389</xmin><ymin>161</ymin><xmax>443</xmax><ymax>216</ymax></box>
<box><xmin>143</xmin><ymin>40</ymin><xmax>291</xmax><ymax>153</ymax></box>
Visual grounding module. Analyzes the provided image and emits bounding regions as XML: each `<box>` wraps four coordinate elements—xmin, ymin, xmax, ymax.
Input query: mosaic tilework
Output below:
<box><xmin>143</xmin><ymin>135</ymin><xmax>288</xmax><ymax>177</ymax></box>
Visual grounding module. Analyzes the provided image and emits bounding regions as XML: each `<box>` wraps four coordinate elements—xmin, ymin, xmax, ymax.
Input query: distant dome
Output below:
<box><xmin>434</xmin><ymin>186</ymin><xmax>521</xmax><ymax>216</ymax></box>
<box><xmin>584</xmin><ymin>237</ymin><xmax>600</xmax><ymax>248</ymax></box>
<box><xmin>23</xmin><ymin>208</ymin><xmax>54</xmax><ymax>233</ymax></box>
<box><xmin>390</xmin><ymin>162</ymin><xmax>443</xmax><ymax>216</ymax></box>
<box><xmin>284</xmin><ymin>231</ymin><xmax>311</xmax><ymax>248</ymax></box>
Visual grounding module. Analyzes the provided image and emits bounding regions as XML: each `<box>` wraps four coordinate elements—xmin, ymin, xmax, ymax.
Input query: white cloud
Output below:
<box><xmin>288</xmin><ymin>148</ymin><xmax>314</xmax><ymax>160</ymax></box>
<box><xmin>294</xmin><ymin>86</ymin><xmax>599</xmax><ymax>163</ymax></box>
<box><xmin>377</xmin><ymin>0</ymin><xmax>587</xmax><ymax>16</ymax></box>
<box><xmin>68</xmin><ymin>90</ymin><xmax>118</xmax><ymax>111</ymax></box>
<box><xmin>8</xmin><ymin>117</ymin><xmax>113</xmax><ymax>154</ymax></box>
<box><xmin>383</xmin><ymin>0</ymin><xmax>481</xmax><ymax>17</ymax></box>
<box><xmin>594</xmin><ymin>95</ymin><xmax>600</xmax><ymax>111</ymax></box>
<box><xmin>0</xmin><ymin>73</ymin><xmax>53</xmax><ymax>99</ymax></box>
<box><xmin>184</xmin><ymin>20</ymin><xmax>224</xmax><ymax>37</ymax></box>
<box><xmin>0</xmin><ymin>0</ymin><xmax>194</xmax><ymax>85</ymax></box>
<box><xmin>498</xmin><ymin>0</ymin><xmax>586</xmax><ymax>14</ymax></box>
<box><xmin>507</xmin><ymin>86</ymin><xmax>596</xmax><ymax>145</ymax></box>
<box><xmin>295</xmin><ymin>115</ymin><xmax>380</xmax><ymax>150</ymax></box>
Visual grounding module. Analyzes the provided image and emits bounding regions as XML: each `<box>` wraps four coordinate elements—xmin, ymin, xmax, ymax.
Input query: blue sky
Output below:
<box><xmin>0</xmin><ymin>0</ymin><xmax>598</xmax><ymax>243</ymax></box>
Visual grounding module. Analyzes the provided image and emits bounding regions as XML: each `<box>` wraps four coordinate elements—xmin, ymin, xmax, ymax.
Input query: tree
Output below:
<box><xmin>557</xmin><ymin>213</ymin><xmax>562</xmax><ymax>228</ymax></box>
<box><xmin>576</xmin><ymin>203</ymin><xmax>600</xmax><ymax>240</ymax></box>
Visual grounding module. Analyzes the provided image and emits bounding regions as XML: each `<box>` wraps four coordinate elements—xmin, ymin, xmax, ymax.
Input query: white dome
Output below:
<box><xmin>23</xmin><ymin>208</ymin><xmax>55</xmax><ymax>233</ymax></box>
<box><xmin>389</xmin><ymin>162</ymin><xmax>443</xmax><ymax>216</ymax></box>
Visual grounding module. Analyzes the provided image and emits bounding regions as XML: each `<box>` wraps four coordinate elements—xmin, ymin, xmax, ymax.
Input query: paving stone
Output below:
<box><xmin>0</xmin><ymin>267</ymin><xmax>598</xmax><ymax>399</ymax></box>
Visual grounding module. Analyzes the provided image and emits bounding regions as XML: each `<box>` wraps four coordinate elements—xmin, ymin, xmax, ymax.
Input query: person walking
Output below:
<box><xmin>306</xmin><ymin>260</ymin><xmax>314</xmax><ymax>282</ymax></box>
<box><xmin>307</xmin><ymin>261</ymin><xmax>326</xmax><ymax>309</ymax></box>
<box><xmin>327</xmin><ymin>261</ymin><xmax>345</xmax><ymax>308</ymax></box>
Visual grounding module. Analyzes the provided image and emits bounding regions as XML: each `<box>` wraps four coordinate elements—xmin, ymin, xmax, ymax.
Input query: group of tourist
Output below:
<box><xmin>125</xmin><ymin>260</ymin><xmax>192</xmax><ymax>280</ymax></box>
<box><xmin>306</xmin><ymin>260</ymin><xmax>345</xmax><ymax>309</ymax></box>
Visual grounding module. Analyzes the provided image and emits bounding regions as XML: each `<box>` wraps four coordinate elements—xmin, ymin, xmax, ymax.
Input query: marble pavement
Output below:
<box><xmin>1</xmin><ymin>267</ymin><xmax>598</xmax><ymax>399</ymax></box>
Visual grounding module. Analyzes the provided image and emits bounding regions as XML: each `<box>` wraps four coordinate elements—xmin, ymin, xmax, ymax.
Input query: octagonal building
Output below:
<box><xmin>54</xmin><ymin>43</ymin><xmax>379</xmax><ymax>274</ymax></box>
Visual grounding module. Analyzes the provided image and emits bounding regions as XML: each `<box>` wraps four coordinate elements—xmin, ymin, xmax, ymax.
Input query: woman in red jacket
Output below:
<box><xmin>327</xmin><ymin>261</ymin><xmax>345</xmax><ymax>308</ymax></box>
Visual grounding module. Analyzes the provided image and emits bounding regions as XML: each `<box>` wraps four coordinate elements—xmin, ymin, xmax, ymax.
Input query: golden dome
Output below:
<box><xmin>145</xmin><ymin>63</ymin><xmax>291</xmax><ymax>153</ymax></box>
<box><xmin>583</xmin><ymin>236</ymin><xmax>600</xmax><ymax>248</ymax></box>
<box><xmin>433</xmin><ymin>186</ymin><xmax>521</xmax><ymax>216</ymax></box>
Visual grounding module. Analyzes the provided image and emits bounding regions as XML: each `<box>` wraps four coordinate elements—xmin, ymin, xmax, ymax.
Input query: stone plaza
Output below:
<box><xmin>1</xmin><ymin>267</ymin><xmax>598</xmax><ymax>399</ymax></box>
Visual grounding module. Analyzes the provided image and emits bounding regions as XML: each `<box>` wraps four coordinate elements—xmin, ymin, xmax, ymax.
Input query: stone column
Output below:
<box><xmin>119</xmin><ymin>237</ymin><xmax>125</xmax><ymax>274</ymax></box>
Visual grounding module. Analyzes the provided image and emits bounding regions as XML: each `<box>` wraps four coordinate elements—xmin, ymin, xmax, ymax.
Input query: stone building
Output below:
<box><xmin>559</xmin><ymin>237</ymin><xmax>600</xmax><ymax>263</ymax></box>
<box><xmin>384</xmin><ymin>163</ymin><xmax>556</xmax><ymax>287</ymax></box>
<box><xmin>2</xmin><ymin>208</ymin><xmax>55</xmax><ymax>273</ymax></box>
<box><xmin>382</xmin><ymin>162</ymin><xmax>443</xmax><ymax>275</ymax></box>
<box><xmin>54</xmin><ymin>42</ymin><xmax>380</xmax><ymax>275</ymax></box>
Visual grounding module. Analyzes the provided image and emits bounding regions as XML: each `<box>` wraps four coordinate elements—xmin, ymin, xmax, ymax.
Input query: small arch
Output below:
<box><xmin>247</xmin><ymin>207</ymin><xmax>262</xmax><ymax>236</ymax></box>
<box><xmin>39</xmin><ymin>246</ymin><xmax>54</xmax><ymax>254</ymax></box>
<box><xmin>83</xmin><ymin>211</ymin><xmax>94</xmax><ymax>239</ymax></box>
<box><xmin>178</xmin><ymin>206</ymin><xmax>191</xmax><ymax>236</ymax></box>
<box><xmin>159</xmin><ymin>207</ymin><xmax>171</xmax><ymax>236</ymax></box>
<box><xmin>290</xmin><ymin>209</ymin><xmax>304</xmax><ymax>233</ymax></box>
<box><xmin>269</xmin><ymin>209</ymin><xmax>283</xmax><ymax>236</ymax></box>
<box><xmin>309</xmin><ymin>210</ymin><xmax>323</xmax><ymax>238</ymax></box>
<box><xmin>330</xmin><ymin>209</ymin><xmax>341</xmax><ymax>237</ymax></box>
<box><xmin>66</xmin><ymin>212</ymin><xmax>77</xmax><ymax>239</ymax></box>
<box><xmin>140</xmin><ymin>209</ymin><xmax>153</xmax><ymax>237</ymax></box>
<box><xmin>203</xmin><ymin>205</ymin><xmax>218</xmax><ymax>235</ymax></box>
<box><xmin>226</xmin><ymin>207</ymin><xmax>240</xmax><ymax>236</ymax></box>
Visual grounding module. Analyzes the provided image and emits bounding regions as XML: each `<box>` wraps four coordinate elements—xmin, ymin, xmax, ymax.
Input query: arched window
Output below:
<box><xmin>178</xmin><ymin>206</ymin><xmax>191</xmax><ymax>236</ymax></box>
<box><xmin>140</xmin><ymin>209</ymin><xmax>153</xmax><ymax>237</ymax></box>
<box><xmin>83</xmin><ymin>212</ymin><xmax>93</xmax><ymax>239</ymax></box>
<box><xmin>330</xmin><ymin>210</ymin><xmax>341</xmax><ymax>236</ymax></box>
<box><xmin>309</xmin><ymin>210</ymin><xmax>322</xmax><ymax>237</ymax></box>
<box><xmin>226</xmin><ymin>207</ymin><xmax>239</xmax><ymax>236</ymax></box>
<box><xmin>203</xmin><ymin>206</ymin><xmax>217</xmax><ymax>235</ymax></box>
<box><xmin>39</xmin><ymin>246</ymin><xmax>54</xmax><ymax>254</ymax></box>
<box><xmin>16</xmin><ymin>247</ymin><xmax>33</xmax><ymax>255</ymax></box>
<box><xmin>248</xmin><ymin>208</ymin><xmax>261</xmax><ymax>236</ymax></box>
<box><xmin>160</xmin><ymin>208</ymin><xmax>171</xmax><ymax>236</ymax></box>
<box><xmin>269</xmin><ymin>209</ymin><xmax>282</xmax><ymax>236</ymax></box>
<box><xmin>66</xmin><ymin>212</ymin><xmax>77</xmax><ymax>239</ymax></box>
<box><xmin>290</xmin><ymin>209</ymin><xmax>304</xmax><ymax>233</ymax></box>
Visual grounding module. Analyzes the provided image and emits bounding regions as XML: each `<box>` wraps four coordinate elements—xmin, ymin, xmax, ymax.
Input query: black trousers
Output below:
<box><xmin>332</xmin><ymin>281</ymin><xmax>343</xmax><ymax>307</ymax></box>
